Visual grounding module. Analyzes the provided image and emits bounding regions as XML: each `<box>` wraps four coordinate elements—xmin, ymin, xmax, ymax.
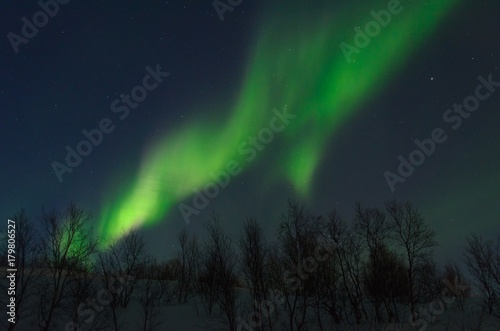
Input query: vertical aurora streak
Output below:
<box><xmin>98</xmin><ymin>0</ymin><xmax>462</xmax><ymax>242</ymax></box>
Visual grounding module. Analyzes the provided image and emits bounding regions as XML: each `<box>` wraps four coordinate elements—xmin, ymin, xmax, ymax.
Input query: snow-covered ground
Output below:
<box><xmin>2</xmin><ymin>280</ymin><xmax>499</xmax><ymax>330</ymax></box>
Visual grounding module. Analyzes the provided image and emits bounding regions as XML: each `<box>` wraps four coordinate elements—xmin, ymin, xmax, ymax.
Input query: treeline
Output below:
<box><xmin>1</xmin><ymin>201</ymin><xmax>499</xmax><ymax>330</ymax></box>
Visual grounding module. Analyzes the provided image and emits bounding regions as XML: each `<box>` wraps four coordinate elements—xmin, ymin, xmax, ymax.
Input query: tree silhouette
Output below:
<box><xmin>7</xmin><ymin>198</ymin><xmax>500</xmax><ymax>330</ymax></box>
<box><xmin>239</xmin><ymin>218</ymin><xmax>270</xmax><ymax>330</ymax></box>
<box><xmin>198</xmin><ymin>212</ymin><xmax>239</xmax><ymax>330</ymax></box>
<box><xmin>37</xmin><ymin>203</ymin><xmax>99</xmax><ymax>331</ymax></box>
<box><xmin>386</xmin><ymin>200</ymin><xmax>437</xmax><ymax>317</ymax></box>
<box><xmin>463</xmin><ymin>234</ymin><xmax>500</xmax><ymax>315</ymax></box>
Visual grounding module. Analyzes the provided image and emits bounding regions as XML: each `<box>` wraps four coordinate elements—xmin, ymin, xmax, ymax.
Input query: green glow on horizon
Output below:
<box><xmin>99</xmin><ymin>0</ymin><xmax>461</xmax><ymax>242</ymax></box>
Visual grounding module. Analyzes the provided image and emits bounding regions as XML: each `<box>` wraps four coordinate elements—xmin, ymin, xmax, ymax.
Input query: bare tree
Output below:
<box><xmin>314</xmin><ymin>211</ymin><xmax>344</xmax><ymax>326</ymax></box>
<box><xmin>137</xmin><ymin>255</ymin><xmax>173</xmax><ymax>331</ymax></box>
<box><xmin>322</xmin><ymin>210</ymin><xmax>367</xmax><ymax>325</ymax></box>
<box><xmin>385</xmin><ymin>200</ymin><xmax>437</xmax><ymax>317</ymax></box>
<box><xmin>175</xmin><ymin>228</ymin><xmax>189</xmax><ymax>303</ymax></box>
<box><xmin>37</xmin><ymin>203</ymin><xmax>99</xmax><ymax>331</ymax></box>
<box><xmin>354</xmin><ymin>203</ymin><xmax>391</xmax><ymax>254</ymax></box>
<box><xmin>414</xmin><ymin>258</ymin><xmax>442</xmax><ymax>304</ymax></box>
<box><xmin>197</xmin><ymin>244</ymin><xmax>217</xmax><ymax>316</ymax></box>
<box><xmin>97</xmin><ymin>229</ymin><xmax>146</xmax><ymax>330</ymax></box>
<box><xmin>198</xmin><ymin>212</ymin><xmax>239</xmax><ymax>330</ymax></box>
<box><xmin>64</xmin><ymin>258</ymin><xmax>99</xmax><ymax>330</ymax></box>
<box><xmin>175</xmin><ymin>227</ymin><xmax>199</xmax><ymax>303</ymax></box>
<box><xmin>263</xmin><ymin>242</ymin><xmax>285</xmax><ymax>330</ymax></box>
<box><xmin>442</xmin><ymin>260</ymin><xmax>470</xmax><ymax>311</ymax></box>
<box><xmin>239</xmin><ymin>218</ymin><xmax>269</xmax><ymax>330</ymax></box>
<box><xmin>354</xmin><ymin>203</ymin><xmax>393</xmax><ymax>323</ymax></box>
<box><xmin>338</xmin><ymin>232</ymin><xmax>367</xmax><ymax>324</ymax></box>
<box><xmin>278</xmin><ymin>201</ymin><xmax>319</xmax><ymax>331</ymax></box>
<box><xmin>463</xmin><ymin>233</ymin><xmax>500</xmax><ymax>315</ymax></box>
<box><xmin>363</xmin><ymin>243</ymin><xmax>409</xmax><ymax>323</ymax></box>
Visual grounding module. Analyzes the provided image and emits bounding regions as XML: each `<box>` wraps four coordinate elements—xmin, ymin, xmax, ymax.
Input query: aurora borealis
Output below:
<box><xmin>2</xmin><ymin>0</ymin><xmax>499</xmax><ymax>263</ymax></box>
<box><xmin>97</xmin><ymin>0</ymin><xmax>463</xmax><ymax>242</ymax></box>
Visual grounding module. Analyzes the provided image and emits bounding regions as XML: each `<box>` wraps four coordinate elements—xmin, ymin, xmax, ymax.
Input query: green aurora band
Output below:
<box><xmin>98</xmin><ymin>0</ymin><xmax>462</xmax><ymax>242</ymax></box>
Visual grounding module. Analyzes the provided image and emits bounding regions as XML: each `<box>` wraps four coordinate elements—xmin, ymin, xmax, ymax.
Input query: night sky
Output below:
<box><xmin>1</xmin><ymin>0</ymin><xmax>499</xmax><ymax>262</ymax></box>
